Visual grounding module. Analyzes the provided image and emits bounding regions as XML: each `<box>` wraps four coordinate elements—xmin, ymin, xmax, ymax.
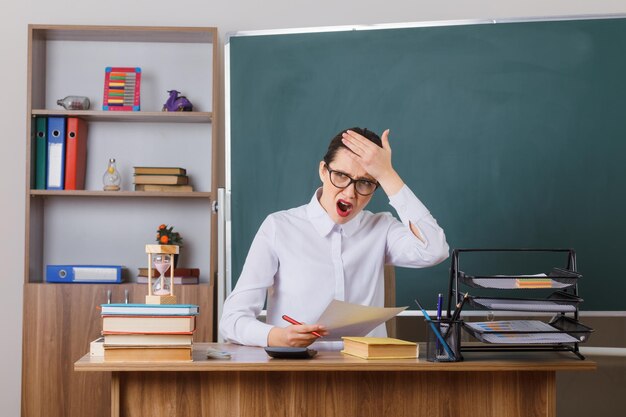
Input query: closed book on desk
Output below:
<box><xmin>46</xmin><ymin>117</ymin><xmax>66</xmax><ymax>190</ymax></box>
<box><xmin>64</xmin><ymin>117</ymin><xmax>88</xmax><ymax>190</ymax></box>
<box><xmin>101</xmin><ymin>303</ymin><xmax>199</xmax><ymax>316</ymax></box>
<box><xmin>102</xmin><ymin>315</ymin><xmax>196</xmax><ymax>333</ymax></box>
<box><xmin>104</xmin><ymin>346</ymin><xmax>192</xmax><ymax>361</ymax></box>
<box><xmin>104</xmin><ymin>333</ymin><xmax>193</xmax><ymax>346</ymax></box>
<box><xmin>341</xmin><ymin>337</ymin><xmax>418</xmax><ymax>359</ymax></box>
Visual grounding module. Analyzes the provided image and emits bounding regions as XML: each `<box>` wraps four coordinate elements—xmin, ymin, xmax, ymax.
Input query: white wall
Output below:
<box><xmin>3</xmin><ymin>1</ymin><xmax>626</xmax><ymax>415</ymax></box>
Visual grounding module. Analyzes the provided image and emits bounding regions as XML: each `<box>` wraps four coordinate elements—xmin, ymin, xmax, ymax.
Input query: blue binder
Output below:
<box><xmin>46</xmin><ymin>117</ymin><xmax>66</xmax><ymax>190</ymax></box>
<box><xmin>46</xmin><ymin>265</ymin><xmax>123</xmax><ymax>283</ymax></box>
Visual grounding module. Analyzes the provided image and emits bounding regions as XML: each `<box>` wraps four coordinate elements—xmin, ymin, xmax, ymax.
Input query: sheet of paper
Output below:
<box><xmin>315</xmin><ymin>299</ymin><xmax>407</xmax><ymax>340</ymax></box>
<box><xmin>473</xmin><ymin>298</ymin><xmax>576</xmax><ymax>312</ymax></box>
<box><xmin>465</xmin><ymin>320</ymin><xmax>558</xmax><ymax>333</ymax></box>
<box><xmin>480</xmin><ymin>333</ymin><xmax>580</xmax><ymax>344</ymax></box>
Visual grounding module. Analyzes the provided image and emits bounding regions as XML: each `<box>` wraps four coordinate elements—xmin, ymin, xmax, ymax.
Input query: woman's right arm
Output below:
<box><xmin>219</xmin><ymin>216</ymin><xmax>278</xmax><ymax>347</ymax></box>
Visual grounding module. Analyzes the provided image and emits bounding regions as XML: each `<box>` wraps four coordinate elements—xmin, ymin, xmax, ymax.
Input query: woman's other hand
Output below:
<box><xmin>267</xmin><ymin>324</ymin><xmax>328</xmax><ymax>347</ymax></box>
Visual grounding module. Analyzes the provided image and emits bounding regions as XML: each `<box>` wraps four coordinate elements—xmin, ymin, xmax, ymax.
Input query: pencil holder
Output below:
<box><xmin>426</xmin><ymin>319</ymin><xmax>463</xmax><ymax>362</ymax></box>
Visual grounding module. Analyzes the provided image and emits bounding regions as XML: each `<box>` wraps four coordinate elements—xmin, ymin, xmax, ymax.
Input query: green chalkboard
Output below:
<box><xmin>228</xmin><ymin>18</ymin><xmax>626</xmax><ymax>311</ymax></box>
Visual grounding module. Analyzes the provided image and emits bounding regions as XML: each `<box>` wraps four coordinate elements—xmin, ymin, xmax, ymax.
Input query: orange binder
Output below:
<box><xmin>64</xmin><ymin>117</ymin><xmax>88</xmax><ymax>190</ymax></box>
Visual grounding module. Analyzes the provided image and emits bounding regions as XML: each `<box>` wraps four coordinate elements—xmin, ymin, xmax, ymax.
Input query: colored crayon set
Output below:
<box><xmin>103</xmin><ymin>67</ymin><xmax>141</xmax><ymax>111</ymax></box>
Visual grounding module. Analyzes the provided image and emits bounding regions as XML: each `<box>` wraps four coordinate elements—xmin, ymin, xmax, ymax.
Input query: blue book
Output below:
<box><xmin>100</xmin><ymin>303</ymin><xmax>199</xmax><ymax>316</ymax></box>
<box><xmin>46</xmin><ymin>117</ymin><xmax>66</xmax><ymax>190</ymax></box>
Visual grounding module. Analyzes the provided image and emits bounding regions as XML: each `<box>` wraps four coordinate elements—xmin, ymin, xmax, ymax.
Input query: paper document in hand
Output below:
<box><xmin>315</xmin><ymin>299</ymin><xmax>407</xmax><ymax>339</ymax></box>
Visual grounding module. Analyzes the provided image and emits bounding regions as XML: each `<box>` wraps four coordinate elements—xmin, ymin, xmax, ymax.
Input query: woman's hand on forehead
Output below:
<box><xmin>341</xmin><ymin>129</ymin><xmax>393</xmax><ymax>181</ymax></box>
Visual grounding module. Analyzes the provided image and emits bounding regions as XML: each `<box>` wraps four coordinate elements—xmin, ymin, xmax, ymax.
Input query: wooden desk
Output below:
<box><xmin>74</xmin><ymin>343</ymin><xmax>595</xmax><ymax>417</ymax></box>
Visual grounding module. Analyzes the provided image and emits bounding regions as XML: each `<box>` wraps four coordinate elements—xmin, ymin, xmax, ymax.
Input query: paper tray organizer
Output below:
<box><xmin>462</xmin><ymin>316</ymin><xmax>593</xmax><ymax>344</ymax></box>
<box><xmin>458</xmin><ymin>267</ymin><xmax>581</xmax><ymax>289</ymax></box>
<box><xmin>467</xmin><ymin>291</ymin><xmax>583</xmax><ymax>313</ymax></box>
<box><xmin>446</xmin><ymin>248</ymin><xmax>592</xmax><ymax>360</ymax></box>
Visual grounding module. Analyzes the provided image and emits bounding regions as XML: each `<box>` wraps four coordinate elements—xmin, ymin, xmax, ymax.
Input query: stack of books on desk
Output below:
<box><xmin>133</xmin><ymin>166</ymin><xmax>193</xmax><ymax>192</ymax></box>
<box><xmin>101</xmin><ymin>303</ymin><xmax>198</xmax><ymax>361</ymax></box>
<box><xmin>136</xmin><ymin>267</ymin><xmax>200</xmax><ymax>284</ymax></box>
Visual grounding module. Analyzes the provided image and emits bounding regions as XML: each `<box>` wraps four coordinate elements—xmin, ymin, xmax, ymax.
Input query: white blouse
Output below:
<box><xmin>219</xmin><ymin>185</ymin><xmax>449</xmax><ymax>347</ymax></box>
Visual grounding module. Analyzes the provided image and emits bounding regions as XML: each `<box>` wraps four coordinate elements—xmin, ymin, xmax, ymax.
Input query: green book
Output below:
<box><xmin>34</xmin><ymin>116</ymin><xmax>47</xmax><ymax>190</ymax></box>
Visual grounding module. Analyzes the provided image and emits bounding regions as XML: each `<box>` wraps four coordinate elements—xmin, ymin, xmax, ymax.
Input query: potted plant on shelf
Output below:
<box><xmin>156</xmin><ymin>224</ymin><xmax>183</xmax><ymax>267</ymax></box>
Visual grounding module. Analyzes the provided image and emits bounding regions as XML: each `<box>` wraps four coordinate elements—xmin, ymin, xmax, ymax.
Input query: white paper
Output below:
<box><xmin>315</xmin><ymin>299</ymin><xmax>407</xmax><ymax>340</ymax></box>
<box><xmin>474</xmin><ymin>298</ymin><xmax>576</xmax><ymax>312</ymax></box>
<box><xmin>466</xmin><ymin>320</ymin><xmax>558</xmax><ymax>333</ymax></box>
<box><xmin>480</xmin><ymin>333</ymin><xmax>580</xmax><ymax>344</ymax></box>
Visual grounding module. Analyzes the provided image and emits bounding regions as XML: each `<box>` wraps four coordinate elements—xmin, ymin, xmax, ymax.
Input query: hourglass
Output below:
<box><xmin>145</xmin><ymin>244</ymin><xmax>178</xmax><ymax>304</ymax></box>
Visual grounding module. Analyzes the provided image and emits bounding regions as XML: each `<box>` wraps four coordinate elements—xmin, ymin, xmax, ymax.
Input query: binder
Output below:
<box><xmin>34</xmin><ymin>116</ymin><xmax>47</xmax><ymax>189</ymax></box>
<box><xmin>64</xmin><ymin>117</ymin><xmax>88</xmax><ymax>190</ymax></box>
<box><xmin>46</xmin><ymin>117</ymin><xmax>66</xmax><ymax>190</ymax></box>
<box><xmin>46</xmin><ymin>264</ymin><xmax>123</xmax><ymax>283</ymax></box>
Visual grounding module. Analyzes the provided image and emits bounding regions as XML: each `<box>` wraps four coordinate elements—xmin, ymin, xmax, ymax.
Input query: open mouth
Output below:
<box><xmin>336</xmin><ymin>199</ymin><xmax>353</xmax><ymax>218</ymax></box>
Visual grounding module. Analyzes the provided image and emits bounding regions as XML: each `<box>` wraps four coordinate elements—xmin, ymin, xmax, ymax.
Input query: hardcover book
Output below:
<box><xmin>134</xmin><ymin>166</ymin><xmax>187</xmax><ymax>175</ymax></box>
<box><xmin>136</xmin><ymin>276</ymin><xmax>198</xmax><ymax>285</ymax></box>
<box><xmin>133</xmin><ymin>174</ymin><xmax>189</xmax><ymax>185</ymax></box>
<box><xmin>102</xmin><ymin>315</ymin><xmax>196</xmax><ymax>333</ymax></box>
<box><xmin>341</xmin><ymin>337</ymin><xmax>418</xmax><ymax>359</ymax></box>
<box><xmin>137</xmin><ymin>267</ymin><xmax>200</xmax><ymax>278</ymax></box>
<box><xmin>100</xmin><ymin>303</ymin><xmax>199</xmax><ymax>316</ymax></box>
<box><xmin>104</xmin><ymin>333</ymin><xmax>193</xmax><ymax>346</ymax></box>
<box><xmin>104</xmin><ymin>346</ymin><xmax>192</xmax><ymax>361</ymax></box>
<box><xmin>134</xmin><ymin>184</ymin><xmax>193</xmax><ymax>192</ymax></box>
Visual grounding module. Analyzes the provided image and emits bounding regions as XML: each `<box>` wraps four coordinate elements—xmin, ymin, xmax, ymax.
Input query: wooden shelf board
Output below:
<box><xmin>30</xmin><ymin>190</ymin><xmax>212</xmax><ymax>199</ymax></box>
<box><xmin>31</xmin><ymin>109</ymin><xmax>212</xmax><ymax>123</ymax></box>
<box><xmin>31</xmin><ymin>25</ymin><xmax>216</xmax><ymax>43</ymax></box>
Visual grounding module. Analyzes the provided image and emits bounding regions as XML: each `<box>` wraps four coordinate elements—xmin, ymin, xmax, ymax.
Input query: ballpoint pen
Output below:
<box><xmin>436</xmin><ymin>293</ymin><xmax>443</xmax><ymax>351</ymax></box>
<box><xmin>282</xmin><ymin>314</ymin><xmax>323</xmax><ymax>338</ymax></box>
<box><xmin>436</xmin><ymin>293</ymin><xmax>443</xmax><ymax>321</ymax></box>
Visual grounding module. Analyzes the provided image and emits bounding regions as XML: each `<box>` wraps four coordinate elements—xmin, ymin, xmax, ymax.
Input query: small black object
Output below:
<box><xmin>264</xmin><ymin>347</ymin><xmax>317</xmax><ymax>359</ymax></box>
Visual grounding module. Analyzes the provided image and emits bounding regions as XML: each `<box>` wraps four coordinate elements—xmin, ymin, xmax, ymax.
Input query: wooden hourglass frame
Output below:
<box><xmin>145</xmin><ymin>244</ymin><xmax>179</xmax><ymax>305</ymax></box>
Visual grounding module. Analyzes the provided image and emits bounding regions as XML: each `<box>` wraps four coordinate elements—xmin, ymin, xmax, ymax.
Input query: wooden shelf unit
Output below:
<box><xmin>22</xmin><ymin>24</ymin><xmax>220</xmax><ymax>417</ymax></box>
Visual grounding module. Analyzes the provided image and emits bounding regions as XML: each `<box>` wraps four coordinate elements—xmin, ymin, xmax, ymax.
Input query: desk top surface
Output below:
<box><xmin>75</xmin><ymin>343</ymin><xmax>596</xmax><ymax>372</ymax></box>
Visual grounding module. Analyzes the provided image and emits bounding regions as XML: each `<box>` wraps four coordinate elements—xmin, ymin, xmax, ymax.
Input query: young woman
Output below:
<box><xmin>220</xmin><ymin>127</ymin><xmax>449</xmax><ymax>347</ymax></box>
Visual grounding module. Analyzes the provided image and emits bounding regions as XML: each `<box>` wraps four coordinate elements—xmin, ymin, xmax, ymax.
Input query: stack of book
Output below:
<box><xmin>137</xmin><ymin>267</ymin><xmax>200</xmax><ymax>284</ymax></box>
<box><xmin>101</xmin><ymin>303</ymin><xmax>199</xmax><ymax>361</ymax></box>
<box><xmin>133</xmin><ymin>166</ymin><xmax>192</xmax><ymax>192</ymax></box>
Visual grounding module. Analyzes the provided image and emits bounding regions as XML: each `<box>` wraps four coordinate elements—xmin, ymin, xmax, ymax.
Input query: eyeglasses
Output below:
<box><xmin>325</xmin><ymin>164</ymin><xmax>379</xmax><ymax>196</ymax></box>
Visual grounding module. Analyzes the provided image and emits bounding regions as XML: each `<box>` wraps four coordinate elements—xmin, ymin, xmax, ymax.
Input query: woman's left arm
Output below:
<box><xmin>342</xmin><ymin>129</ymin><xmax>449</xmax><ymax>267</ymax></box>
<box><xmin>385</xmin><ymin>185</ymin><xmax>449</xmax><ymax>267</ymax></box>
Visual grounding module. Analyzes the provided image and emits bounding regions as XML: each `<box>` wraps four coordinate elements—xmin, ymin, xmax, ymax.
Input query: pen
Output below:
<box><xmin>435</xmin><ymin>293</ymin><xmax>443</xmax><ymax>351</ymax></box>
<box><xmin>450</xmin><ymin>292</ymin><xmax>469</xmax><ymax>322</ymax></box>
<box><xmin>281</xmin><ymin>314</ymin><xmax>323</xmax><ymax>338</ymax></box>
<box><xmin>414</xmin><ymin>298</ymin><xmax>455</xmax><ymax>360</ymax></box>
<box><xmin>436</xmin><ymin>293</ymin><xmax>443</xmax><ymax>321</ymax></box>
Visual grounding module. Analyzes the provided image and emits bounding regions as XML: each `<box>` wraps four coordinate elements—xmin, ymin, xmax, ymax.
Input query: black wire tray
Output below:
<box><xmin>462</xmin><ymin>315</ymin><xmax>593</xmax><ymax>345</ymax></box>
<box><xmin>467</xmin><ymin>291</ymin><xmax>582</xmax><ymax>313</ymax></box>
<box><xmin>458</xmin><ymin>267</ymin><xmax>581</xmax><ymax>290</ymax></box>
